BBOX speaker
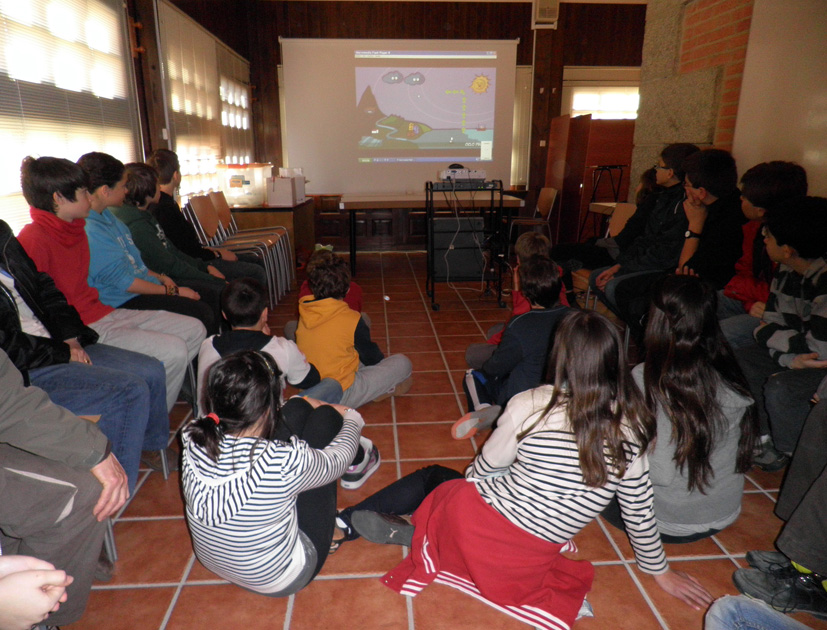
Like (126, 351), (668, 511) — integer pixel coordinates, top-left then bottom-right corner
(432, 216), (485, 280)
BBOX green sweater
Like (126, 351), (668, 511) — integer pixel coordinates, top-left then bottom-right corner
(110, 204), (224, 287)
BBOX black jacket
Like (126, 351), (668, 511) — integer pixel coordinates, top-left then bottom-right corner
(152, 192), (218, 261)
(0, 220), (98, 373)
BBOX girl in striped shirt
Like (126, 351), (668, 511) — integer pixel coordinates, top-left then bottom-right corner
(181, 350), (365, 595)
(341, 311), (712, 629)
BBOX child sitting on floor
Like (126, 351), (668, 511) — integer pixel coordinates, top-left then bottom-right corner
(465, 231), (566, 370)
(182, 350), (368, 596)
(296, 250), (412, 408)
(453, 255), (571, 439)
(336, 311), (712, 629)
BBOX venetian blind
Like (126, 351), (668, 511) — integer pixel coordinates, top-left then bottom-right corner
(0, 0), (141, 234)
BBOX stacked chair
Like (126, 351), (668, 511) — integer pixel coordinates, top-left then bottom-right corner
(208, 191), (295, 299)
(185, 195), (285, 307)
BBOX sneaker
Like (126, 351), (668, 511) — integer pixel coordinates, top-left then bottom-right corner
(752, 443), (790, 472)
(451, 404), (501, 440)
(141, 448), (180, 473)
(340, 442), (380, 490)
(746, 550), (795, 575)
(733, 567), (827, 619)
(351, 510), (414, 546)
(373, 375), (414, 402)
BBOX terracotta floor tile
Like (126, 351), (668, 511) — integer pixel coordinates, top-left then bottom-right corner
(745, 468), (786, 491)
(394, 394), (463, 423)
(187, 556), (224, 582)
(433, 321), (486, 336)
(443, 351), (469, 371)
(397, 423), (478, 459)
(636, 559), (739, 629)
(359, 399), (394, 424)
(574, 564), (663, 630)
(438, 335), (485, 351)
(389, 336), (440, 352)
(383, 290), (422, 301)
(361, 424), (397, 462)
(398, 371), (456, 395)
(384, 299), (426, 313)
(386, 309), (432, 322)
(714, 493), (785, 554)
(387, 322), (435, 337)
(166, 584), (288, 629)
(122, 470), (185, 518)
(66, 587), (175, 629)
(412, 582), (528, 630)
(566, 519), (624, 563)
(319, 536), (405, 577)
(429, 310), (474, 323)
(108, 519), (192, 585)
(290, 576), (408, 629)
(408, 351), (449, 371)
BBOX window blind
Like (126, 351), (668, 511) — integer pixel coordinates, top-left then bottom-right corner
(0, 0), (141, 234)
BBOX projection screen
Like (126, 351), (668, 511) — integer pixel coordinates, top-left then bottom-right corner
(280, 38), (518, 195)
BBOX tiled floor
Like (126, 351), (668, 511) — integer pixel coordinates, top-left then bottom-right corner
(67, 253), (827, 629)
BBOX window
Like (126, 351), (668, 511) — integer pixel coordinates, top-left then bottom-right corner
(561, 66), (641, 121)
(157, 0), (221, 203)
(0, 0), (141, 234)
(217, 43), (254, 167)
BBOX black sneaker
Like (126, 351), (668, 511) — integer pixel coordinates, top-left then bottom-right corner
(746, 550), (795, 575)
(733, 567), (827, 619)
(351, 511), (414, 546)
(340, 442), (380, 490)
(752, 443), (790, 472)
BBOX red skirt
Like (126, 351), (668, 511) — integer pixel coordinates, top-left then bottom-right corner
(381, 479), (594, 630)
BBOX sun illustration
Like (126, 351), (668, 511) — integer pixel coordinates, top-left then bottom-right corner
(470, 74), (491, 94)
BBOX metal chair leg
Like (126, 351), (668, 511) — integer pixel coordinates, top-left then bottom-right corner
(104, 519), (118, 562)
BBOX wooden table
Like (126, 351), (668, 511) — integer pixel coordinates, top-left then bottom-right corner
(339, 193), (523, 276)
(231, 199), (315, 265)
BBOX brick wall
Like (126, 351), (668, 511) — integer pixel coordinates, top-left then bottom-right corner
(680, 0), (754, 149)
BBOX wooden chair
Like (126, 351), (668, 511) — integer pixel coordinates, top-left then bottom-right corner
(209, 191), (295, 296)
(186, 195), (282, 306)
(573, 202), (637, 310)
(508, 187), (558, 253)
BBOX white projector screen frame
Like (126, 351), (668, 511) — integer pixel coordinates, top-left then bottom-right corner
(280, 38), (518, 195)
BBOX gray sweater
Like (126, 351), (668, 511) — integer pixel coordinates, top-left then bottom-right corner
(633, 363), (752, 536)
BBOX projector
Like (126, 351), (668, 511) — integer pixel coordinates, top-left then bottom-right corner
(439, 168), (487, 181)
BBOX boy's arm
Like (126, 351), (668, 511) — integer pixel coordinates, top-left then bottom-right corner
(354, 318), (384, 365)
(481, 323), (523, 377)
(86, 223), (155, 294)
(129, 222), (216, 283)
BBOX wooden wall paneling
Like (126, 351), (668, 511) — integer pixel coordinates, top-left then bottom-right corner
(558, 114), (590, 244)
(168, 0), (252, 58)
(560, 3), (646, 67)
(545, 114), (570, 243)
(128, 0), (168, 156)
(249, 1), (283, 164)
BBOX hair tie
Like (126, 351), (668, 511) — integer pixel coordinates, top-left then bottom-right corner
(207, 413), (220, 425)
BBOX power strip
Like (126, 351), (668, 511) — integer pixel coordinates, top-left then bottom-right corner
(439, 168), (487, 181)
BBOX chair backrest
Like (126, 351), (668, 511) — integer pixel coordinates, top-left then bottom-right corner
(535, 187), (558, 221)
(188, 195), (221, 241)
(208, 191), (235, 232)
(607, 202), (637, 237)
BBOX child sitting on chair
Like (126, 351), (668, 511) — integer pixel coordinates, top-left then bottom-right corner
(296, 251), (412, 408)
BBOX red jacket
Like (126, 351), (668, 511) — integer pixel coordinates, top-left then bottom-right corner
(723, 221), (772, 313)
(382, 479), (593, 630)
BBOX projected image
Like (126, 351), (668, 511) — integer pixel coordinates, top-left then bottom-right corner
(355, 67), (495, 161)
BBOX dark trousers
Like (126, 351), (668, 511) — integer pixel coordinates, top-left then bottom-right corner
(550, 241), (615, 294)
(275, 398), (361, 579)
(734, 343), (823, 453)
(0, 445), (106, 626)
(775, 399), (827, 574)
(600, 496), (721, 544)
(122, 292), (219, 335)
(338, 465), (464, 538)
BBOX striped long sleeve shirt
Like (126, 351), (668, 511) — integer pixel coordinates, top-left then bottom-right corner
(181, 409), (362, 593)
(467, 386), (668, 575)
(755, 257), (827, 367)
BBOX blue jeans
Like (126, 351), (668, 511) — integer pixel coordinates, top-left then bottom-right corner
(211, 257), (268, 289)
(29, 344), (169, 492)
(717, 291), (760, 349)
(301, 377), (343, 404)
(705, 595), (810, 630)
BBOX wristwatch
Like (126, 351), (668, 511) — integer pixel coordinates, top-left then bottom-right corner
(685, 229), (702, 239)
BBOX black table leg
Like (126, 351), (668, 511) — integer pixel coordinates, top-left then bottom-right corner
(349, 208), (357, 276)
